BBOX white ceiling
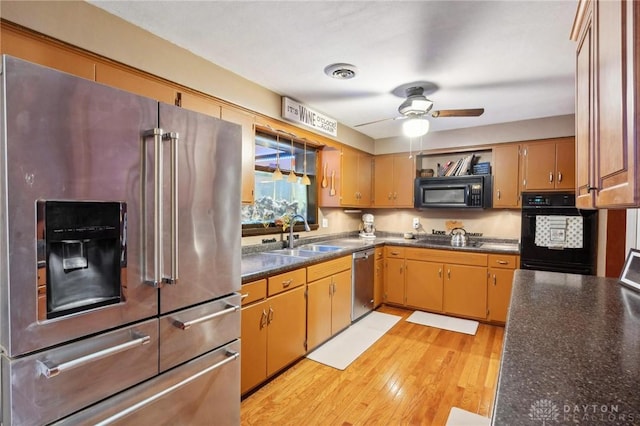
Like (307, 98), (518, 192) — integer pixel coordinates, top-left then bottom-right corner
(89, 0), (578, 140)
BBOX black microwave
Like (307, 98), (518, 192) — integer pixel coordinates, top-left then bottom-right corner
(414, 175), (492, 209)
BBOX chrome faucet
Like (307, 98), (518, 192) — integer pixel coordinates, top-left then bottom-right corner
(288, 214), (310, 248)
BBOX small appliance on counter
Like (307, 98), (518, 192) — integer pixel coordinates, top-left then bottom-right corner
(359, 214), (376, 239)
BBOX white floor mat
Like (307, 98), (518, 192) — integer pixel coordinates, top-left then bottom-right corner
(306, 311), (401, 370)
(406, 311), (479, 335)
(445, 407), (490, 426)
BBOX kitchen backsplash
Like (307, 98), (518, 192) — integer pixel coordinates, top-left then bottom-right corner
(241, 207), (521, 246)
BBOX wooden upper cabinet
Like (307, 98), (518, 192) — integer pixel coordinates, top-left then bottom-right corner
(95, 63), (177, 105)
(521, 137), (575, 191)
(575, 4), (595, 209)
(1, 27), (96, 80)
(221, 106), (256, 204)
(492, 144), (521, 208)
(572, 0), (639, 208)
(341, 147), (372, 206)
(373, 154), (415, 207)
(179, 92), (222, 118)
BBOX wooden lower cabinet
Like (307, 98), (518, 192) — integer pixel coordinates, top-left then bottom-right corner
(443, 264), (487, 320)
(373, 248), (384, 308)
(241, 284), (305, 394)
(486, 254), (519, 323)
(307, 269), (352, 350)
(306, 257), (352, 351)
(406, 260), (443, 311)
(385, 246), (494, 321)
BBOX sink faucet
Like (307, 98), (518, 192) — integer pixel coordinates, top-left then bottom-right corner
(288, 214), (311, 248)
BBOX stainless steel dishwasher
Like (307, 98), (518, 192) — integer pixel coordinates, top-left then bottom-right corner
(352, 248), (375, 321)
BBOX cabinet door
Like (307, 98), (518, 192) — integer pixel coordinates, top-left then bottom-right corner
(331, 269), (353, 333)
(1, 28), (96, 80)
(443, 264), (487, 319)
(374, 258), (384, 308)
(241, 301), (268, 394)
(267, 286), (306, 376)
(318, 149), (341, 207)
(487, 268), (515, 323)
(406, 260), (443, 311)
(95, 63), (177, 104)
(595, 0), (636, 206)
(358, 154), (373, 206)
(384, 258), (405, 305)
(373, 155), (395, 207)
(341, 147), (359, 206)
(306, 277), (333, 350)
(492, 144), (521, 207)
(575, 10), (595, 208)
(221, 107), (256, 204)
(179, 92), (222, 118)
(555, 139), (575, 189)
(393, 155), (416, 207)
(522, 141), (557, 190)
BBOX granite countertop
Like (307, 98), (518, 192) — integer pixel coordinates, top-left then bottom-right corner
(492, 269), (640, 425)
(241, 234), (519, 283)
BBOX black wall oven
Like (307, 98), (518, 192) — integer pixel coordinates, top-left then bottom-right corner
(520, 192), (598, 275)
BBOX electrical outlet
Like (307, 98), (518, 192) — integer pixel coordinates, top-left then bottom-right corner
(412, 217), (420, 229)
(322, 218), (329, 228)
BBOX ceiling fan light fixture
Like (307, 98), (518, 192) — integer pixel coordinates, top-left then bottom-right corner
(324, 63), (358, 80)
(398, 95), (433, 115)
(403, 117), (430, 137)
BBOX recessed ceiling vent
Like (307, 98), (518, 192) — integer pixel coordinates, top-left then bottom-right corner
(324, 63), (358, 80)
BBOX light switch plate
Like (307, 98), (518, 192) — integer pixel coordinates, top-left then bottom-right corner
(322, 218), (329, 228)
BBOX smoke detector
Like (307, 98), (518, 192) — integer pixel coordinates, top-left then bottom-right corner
(324, 63), (358, 80)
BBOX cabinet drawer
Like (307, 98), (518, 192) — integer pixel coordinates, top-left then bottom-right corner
(385, 246), (405, 258)
(268, 268), (306, 296)
(307, 255), (351, 282)
(488, 254), (518, 269)
(406, 248), (487, 266)
(241, 279), (267, 305)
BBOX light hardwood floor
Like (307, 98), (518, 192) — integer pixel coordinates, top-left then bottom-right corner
(241, 305), (504, 425)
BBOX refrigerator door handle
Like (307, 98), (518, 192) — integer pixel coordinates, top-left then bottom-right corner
(163, 131), (179, 285)
(144, 128), (164, 288)
(37, 332), (151, 378)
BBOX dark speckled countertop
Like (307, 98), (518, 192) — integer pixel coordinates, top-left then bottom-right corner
(241, 234), (519, 283)
(492, 269), (640, 425)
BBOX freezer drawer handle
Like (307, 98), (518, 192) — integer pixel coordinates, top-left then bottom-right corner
(173, 303), (240, 330)
(38, 333), (151, 378)
(162, 131), (179, 285)
(94, 349), (240, 426)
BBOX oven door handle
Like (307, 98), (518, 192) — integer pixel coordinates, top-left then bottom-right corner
(37, 333), (151, 378)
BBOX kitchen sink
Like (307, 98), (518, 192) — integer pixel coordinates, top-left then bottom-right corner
(264, 249), (321, 258)
(297, 244), (343, 252)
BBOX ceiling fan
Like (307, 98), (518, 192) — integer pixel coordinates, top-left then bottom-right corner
(354, 82), (484, 134)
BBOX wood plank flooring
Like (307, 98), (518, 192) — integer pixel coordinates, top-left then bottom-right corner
(241, 306), (504, 425)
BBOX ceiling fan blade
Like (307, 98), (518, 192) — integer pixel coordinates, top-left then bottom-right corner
(354, 115), (405, 127)
(431, 108), (485, 118)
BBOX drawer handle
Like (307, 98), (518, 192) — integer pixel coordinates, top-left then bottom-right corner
(173, 303), (240, 330)
(94, 348), (240, 426)
(496, 260), (509, 265)
(38, 333), (151, 378)
(241, 293), (249, 300)
(282, 278), (293, 288)
(391, 251), (400, 255)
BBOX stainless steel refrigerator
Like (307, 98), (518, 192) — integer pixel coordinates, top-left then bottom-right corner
(0, 55), (242, 425)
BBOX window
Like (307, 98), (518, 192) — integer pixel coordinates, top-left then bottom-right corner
(241, 130), (319, 236)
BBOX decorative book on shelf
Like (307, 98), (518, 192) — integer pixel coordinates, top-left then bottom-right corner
(437, 154), (477, 177)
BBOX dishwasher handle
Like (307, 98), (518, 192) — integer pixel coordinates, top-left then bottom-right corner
(352, 248), (375, 260)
